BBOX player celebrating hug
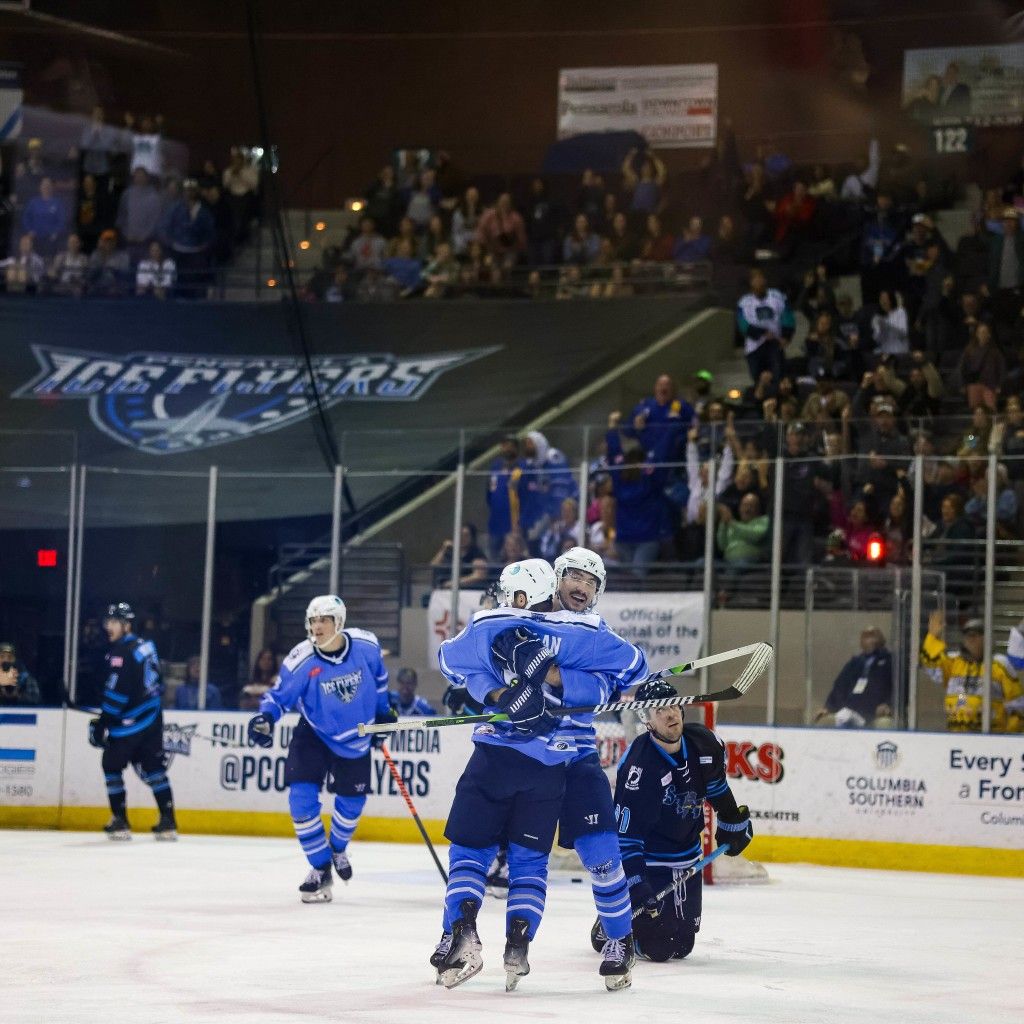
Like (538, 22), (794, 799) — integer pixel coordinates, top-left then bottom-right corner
(602, 681), (752, 962)
(433, 558), (648, 991)
(247, 595), (397, 902)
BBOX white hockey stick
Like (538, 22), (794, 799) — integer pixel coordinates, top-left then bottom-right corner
(359, 641), (773, 735)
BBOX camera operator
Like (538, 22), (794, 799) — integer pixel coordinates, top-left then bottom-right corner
(0, 642), (41, 706)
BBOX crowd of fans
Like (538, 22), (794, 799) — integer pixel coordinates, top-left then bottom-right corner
(0, 108), (261, 298)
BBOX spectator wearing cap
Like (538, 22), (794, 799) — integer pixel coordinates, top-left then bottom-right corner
(921, 611), (1022, 733)
(86, 229), (131, 296)
(389, 668), (437, 716)
(989, 208), (1024, 323)
(813, 627), (894, 728)
(737, 268), (795, 382)
(801, 366), (850, 423)
(0, 642), (41, 707)
(692, 370), (714, 418)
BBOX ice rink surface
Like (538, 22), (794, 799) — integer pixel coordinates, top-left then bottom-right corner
(4, 830), (1021, 1024)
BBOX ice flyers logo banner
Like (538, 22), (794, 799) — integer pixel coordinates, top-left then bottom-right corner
(12, 344), (499, 455)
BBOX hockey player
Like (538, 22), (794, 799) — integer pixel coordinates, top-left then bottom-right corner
(602, 679), (752, 962)
(246, 595), (397, 902)
(88, 602), (176, 841)
(549, 547), (640, 976)
(432, 558), (648, 991)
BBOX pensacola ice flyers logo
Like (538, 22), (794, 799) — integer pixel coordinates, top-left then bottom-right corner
(12, 344), (499, 455)
(162, 723), (198, 767)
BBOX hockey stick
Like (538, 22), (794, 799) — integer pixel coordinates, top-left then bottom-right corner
(359, 641), (773, 736)
(631, 844), (730, 920)
(68, 705), (248, 749)
(379, 741), (449, 884)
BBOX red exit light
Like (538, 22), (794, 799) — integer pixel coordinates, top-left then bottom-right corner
(37, 549), (58, 568)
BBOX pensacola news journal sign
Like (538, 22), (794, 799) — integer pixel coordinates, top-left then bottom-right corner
(557, 64), (718, 148)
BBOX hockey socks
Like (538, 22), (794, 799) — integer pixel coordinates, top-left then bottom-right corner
(576, 832), (633, 941)
(288, 783), (330, 869)
(140, 768), (174, 816)
(505, 843), (549, 941)
(104, 772), (127, 819)
(328, 794), (365, 854)
(444, 843), (495, 928)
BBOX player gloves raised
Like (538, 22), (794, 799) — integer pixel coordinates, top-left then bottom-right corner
(493, 679), (555, 738)
(715, 804), (753, 856)
(88, 718), (108, 749)
(370, 706), (399, 749)
(247, 712), (275, 748)
(491, 627), (555, 687)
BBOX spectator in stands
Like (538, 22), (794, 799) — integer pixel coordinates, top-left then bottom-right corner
(605, 440), (668, 577)
(772, 180), (816, 252)
(128, 113), (164, 179)
(716, 492), (769, 569)
(116, 168), (163, 261)
(164, 179), (214, 298)
(802, 366), (851, 422)
(389, 668), (437, 716)
(519, 430), (576, 547)
(422, 241), (459, 298)
(622, 148), (666, 221)
(959, 322), (1005, 412)
(48, 233), (88, 297)
(737, 268), (795, 381)
(860, 192), (902, 304)
(623, 373), (694, 466)
(86, 228), (131, 297)
(996, 395), (1024, 475)
(812, 627), (893, 728)
(738, 161), (773, 246)
(796, 264), (836, 322)
(223, 146), (260, 244)
(486, 435), (524, 561)
(990, 208), (1024, 323)
(678, 425), (735, 562)
(323, 265), (350, 302)
(539, 497), (581, 561)
(78, 106), (122, 191)
(174, 655), (224, 711)
(805, 312), (856, 382)
(135, 240), (176, 299)
(430, 523), (489, 589)
(637, 213), (674, 262)
(779, 423), (832, 564)
(871, 290), (910, 359)
(0, 641), (40, 707)
(250, 647), (278, 690)
(898, 362), (942, 418)
(346, 216), (387, 272)
(201, 182), (234, 266)
(562, 213), (600, 266)
(606, 211), (637, 262)
(499, 530), (530, 564)
(420, 213), (448, 261)
(383, 237), (423, 296)
(883, 489), (912, 564)
(476, 192), (526, 269)
(75, 173), (107, 254)
(922, 612), (1022, 733)
(833, 498), (875, 560)
(575, 168), (605, 225)
(525, 178), (561, 267)
(356, 265), (400, 302)
(672, 216), (711, 263)
(451, 186), (483, 257)
(1, 233), (46, 294)
(595, 262), (634, 299)
(925, 493), (976, 595)
(965, 463), (1019, 538)
(21, 177), (70, 257)
(405, 168), (441, 230)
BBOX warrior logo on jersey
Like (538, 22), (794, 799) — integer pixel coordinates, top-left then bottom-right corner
(162, 722), (198, 766)
(625, 765), (643, 791)
(321, 670), (362, 703)
(12, 344), (500, 455)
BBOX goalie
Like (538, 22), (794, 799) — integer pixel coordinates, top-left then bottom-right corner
(596, 680), (752, 962)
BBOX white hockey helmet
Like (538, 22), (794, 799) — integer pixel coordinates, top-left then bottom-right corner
(553, 546), (607, 607)
(498, 558), (557, 609)
(305, 594), (347, 647)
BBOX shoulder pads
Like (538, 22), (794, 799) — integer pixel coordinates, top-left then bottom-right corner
(283, 639), (315, 672)
(345, 627), (381, 648)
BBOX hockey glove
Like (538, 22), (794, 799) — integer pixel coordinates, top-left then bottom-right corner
(442, 683), (482, 715)
(629, 880), (664, 918)
(715, 804), (753, 857)
(247, 713), (275, 749)
(491, 626), (554, 687)
(493, 678), (555, 737)
(370, 706), (399, 750)
(88, 718), (108, 749)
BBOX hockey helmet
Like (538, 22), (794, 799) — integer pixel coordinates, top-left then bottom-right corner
(104, 602), (136, 624)
(633, 678), (680, 724)
(305, 594), (347, 647)
(553, 546), (607, 608)
(497, 558), (556, 610)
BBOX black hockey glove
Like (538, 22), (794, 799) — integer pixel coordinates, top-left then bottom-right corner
(247, 712), (274, 749)
(442, 683), (482, 715)
(715, 804), (753, 857)
(493, 678), (556, 737)
(629, 880), (664, 918)
(370, 706), (399, 750)
(491, 626), (554, 687)
(88, 718), (108, 749)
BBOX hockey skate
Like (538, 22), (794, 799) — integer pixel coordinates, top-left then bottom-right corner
(599, 934), (636, 991)
(590, 917), (607, 952)
(486, 850), (509, 899)
(332, 849), (352, 883)
(436, 899), (483, 989)
(298, 865), (333, 903)
(103, 815), (131, 841)
(151, 813), (178, 842)
(429, 931), (453, 985)
(503, 917), (531, 992)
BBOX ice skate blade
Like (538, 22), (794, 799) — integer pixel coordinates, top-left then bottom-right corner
(153, 830), (178, 842)
(439, 950), (483, 989)
(300, 889), (333, 903)
(106, 831), (131, 841)
(505, 970), (526, 992)
(604, 970), (632, 992)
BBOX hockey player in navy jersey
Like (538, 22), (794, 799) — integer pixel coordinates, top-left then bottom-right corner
(89, 602), (176, 841)
(433, 558), (648, 991)
(604, 680), (752, 962)
(247, 594), (397, 903)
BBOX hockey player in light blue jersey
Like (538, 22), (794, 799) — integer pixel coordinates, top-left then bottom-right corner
(433, 558), (648, 991)
(247, 594), (397, 902)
